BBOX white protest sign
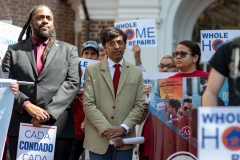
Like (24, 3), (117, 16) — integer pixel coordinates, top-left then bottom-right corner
(198, 107), (240, 160)
(201, 30), (240, 62)
(0, 79), (15, 159)
(142, 72), (176, 86)
(17, 123), (57, 160)
(0, 22), (22, 60)
(79, 58), (99, 89)
(142, 72), (176, 111)
(114, 19), (157, 48)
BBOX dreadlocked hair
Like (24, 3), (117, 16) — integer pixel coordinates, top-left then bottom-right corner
(18, 4), (51, 42)
(18, 4), (56, 63)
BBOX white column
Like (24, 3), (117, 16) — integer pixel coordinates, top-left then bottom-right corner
(68, 0), (85, 46)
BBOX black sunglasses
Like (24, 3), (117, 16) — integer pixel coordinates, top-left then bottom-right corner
(172, 51), (190, 58)
(158, 64), (176, 69)
(183, 106), (192, 111)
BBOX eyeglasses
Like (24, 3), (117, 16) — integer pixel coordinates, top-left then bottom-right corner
(158, 64), (176, 69)
(172, 51), (190, 58)
(183, 106), (192, 111)
(107, 41), (125, 48)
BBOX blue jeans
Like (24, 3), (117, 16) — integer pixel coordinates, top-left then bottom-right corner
(69, 139), (84, 160)
(89, 145), (133, 160)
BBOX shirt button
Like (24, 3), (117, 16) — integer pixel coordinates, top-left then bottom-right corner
(111, 116), (114, 119)
(112, 106), (115, 109)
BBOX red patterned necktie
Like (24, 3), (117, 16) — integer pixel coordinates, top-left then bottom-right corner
(113, 64), (121, 97)
(36, 43), (44, 75)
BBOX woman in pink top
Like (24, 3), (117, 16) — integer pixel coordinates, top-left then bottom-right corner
(170, 40), (209, 77)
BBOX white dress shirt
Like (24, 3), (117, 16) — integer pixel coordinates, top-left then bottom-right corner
(107, 58), (130, 134)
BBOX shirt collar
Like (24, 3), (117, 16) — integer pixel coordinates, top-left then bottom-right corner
(31, 36), (49, 46)
(108, 58), (123, 68)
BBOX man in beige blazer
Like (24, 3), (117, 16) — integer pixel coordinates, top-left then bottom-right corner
(83, 27), (145, 160)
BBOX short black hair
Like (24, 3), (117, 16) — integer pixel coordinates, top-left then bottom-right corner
(101, 27), (127, 46)
(183, 97), (192, 104)
(168, 99), (181, 111)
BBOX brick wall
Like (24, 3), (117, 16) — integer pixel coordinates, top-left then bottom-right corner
(0, 0), (114, 56)
(89, 20), (114, 41)
(77, 20), (114, 56)
(0, 0), (75, 45)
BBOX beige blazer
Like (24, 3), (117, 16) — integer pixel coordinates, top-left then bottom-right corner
(83, 58), (145, 154)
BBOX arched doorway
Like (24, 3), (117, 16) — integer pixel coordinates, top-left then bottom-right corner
(173, 0), (216, 48)
(192, 0), (240, 71)
(193, 0), (240, 42)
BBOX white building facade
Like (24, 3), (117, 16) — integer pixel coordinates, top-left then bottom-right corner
(69, 0), (216, 71)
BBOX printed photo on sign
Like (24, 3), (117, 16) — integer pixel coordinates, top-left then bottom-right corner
(114, 19), (157, 48)
(17, 123), (57, 160)
(159, 78), (183, 99)
(201, 30), (240, 62)
(148, 76), (228, 160)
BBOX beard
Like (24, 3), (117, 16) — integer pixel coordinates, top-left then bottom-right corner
(32, 25), (54, 40)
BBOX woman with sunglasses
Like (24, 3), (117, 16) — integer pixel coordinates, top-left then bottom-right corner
(170, 40), (209, 77)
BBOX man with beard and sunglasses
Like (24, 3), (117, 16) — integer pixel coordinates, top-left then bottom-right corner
(169, 98), (194, 152)
(1, 4), (79, 160)
(170, 40), (209, 78)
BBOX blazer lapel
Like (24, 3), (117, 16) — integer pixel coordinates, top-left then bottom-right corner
(38, 40), (59, 78)
(117, 59), (130, 96)
(100, 58), (115, 98)
(24, 39), (37, 75)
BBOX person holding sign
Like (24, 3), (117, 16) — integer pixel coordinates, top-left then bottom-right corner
(80, 41), (99, 60)
(132, 45), (178, 73)
(70, 41), (99, 160)
(83, 27), (145, 160)
(170, 40), (209, 78)
(1, 65), (19, 160)
(0, 66), (19, 95)
(132, 44), (145, 72)
(134, 55), (178, 160)
(2, 4), (79, 160)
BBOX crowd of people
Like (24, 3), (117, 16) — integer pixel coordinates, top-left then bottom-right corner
(0, 3), (237, 160)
